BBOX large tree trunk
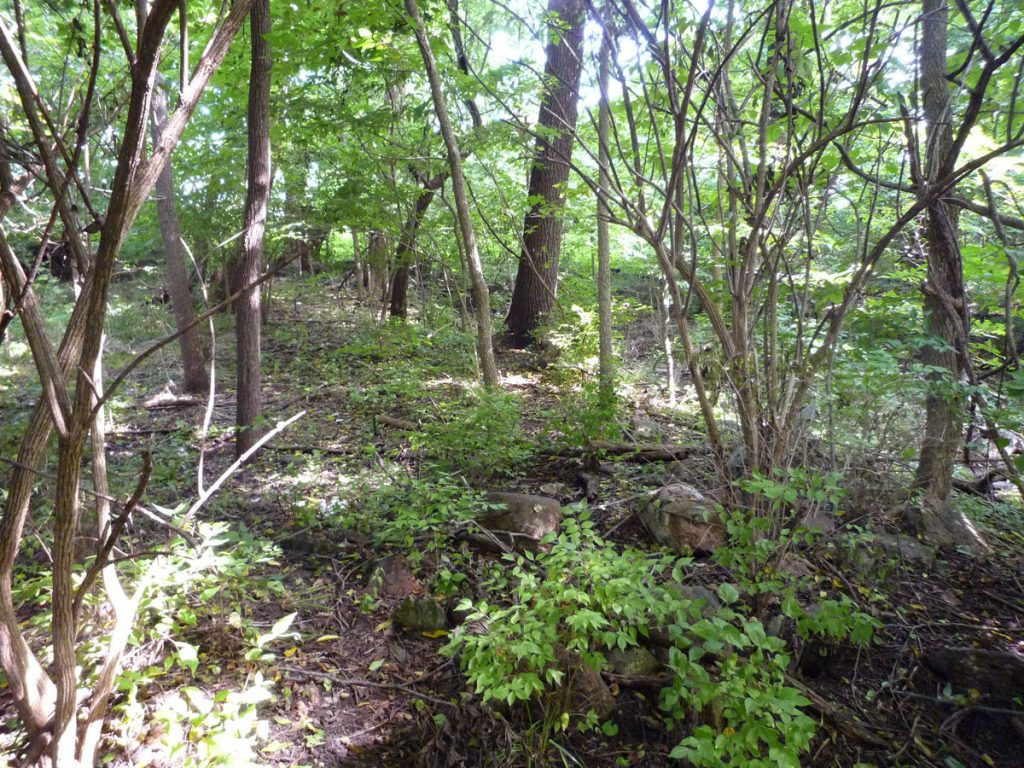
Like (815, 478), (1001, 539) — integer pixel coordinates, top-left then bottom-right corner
(910, 0), (976, 545)
(150, 76), (209, 393)
(504, 0), (585, 347)
(235, 0), (271, 458)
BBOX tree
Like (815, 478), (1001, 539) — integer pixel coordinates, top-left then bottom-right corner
(236, 0), (272, 458)
(0, 3), (253, 762)
(405, 0), (499, 387)
(909, 0), (1024, 544)
(504, 0), (586, 347)
(150, 73), (209, 394)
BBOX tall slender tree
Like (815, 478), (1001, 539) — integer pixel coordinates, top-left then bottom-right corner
(405, 0), (499, 386)
(236, 0), (272, 457)
(150, 73), (209, 393)
(504, 0), (586, 347)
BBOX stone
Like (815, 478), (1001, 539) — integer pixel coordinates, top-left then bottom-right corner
(372, 555), (422, 598)
(606, 646), (660, 677)
(551, 644), (615, 719)
(392, 598), (448, 633)
(924, 648), (1024, 705)
(640, 483), (726, 554)
(873, 532), (936, 569)
(669, 584), (721, 618)
(477, 492), (562, 551)
(777, 553), (815, 578)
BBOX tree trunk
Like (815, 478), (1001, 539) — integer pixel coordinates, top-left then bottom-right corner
(911, 0), (977, 546)
(406, 0), (499, 387)
(150, 76), (208, 393)
(389, 173), (446, 319)
(235, 0), (271, 458)
(596, 28), (614, 407)
(504, 0), (585, 347)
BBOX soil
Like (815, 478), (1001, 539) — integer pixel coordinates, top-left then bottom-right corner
(2, 274), (1022, 768)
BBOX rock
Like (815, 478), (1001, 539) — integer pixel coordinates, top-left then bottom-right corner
(577, 472), (601, 501)
(372, 555), (422, 598)
(873, 532), (936, 569)
(551, 644), (615, 719)
(477, 492), (562, 551)
(640, 483), (726, 554)
(392, 598), (448, 633)
(924, 648), (1024, 705)
(606, 646), (660, 677)
(539, 482), (571, 499)
(668, 584), (721, 618)
(777, 553), (815, 578)
(798, 506), (836, 534)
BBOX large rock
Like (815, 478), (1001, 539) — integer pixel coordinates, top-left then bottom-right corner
(925, 648), (1024, 705)
(606, 646), (660, 677)
(475, 492), (562, 552)
(392, 598), (448, 633)
(550, 644), (615, 720)
(640, 483), (726, 554)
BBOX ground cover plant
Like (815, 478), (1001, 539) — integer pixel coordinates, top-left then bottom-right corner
(1, 0), (1024, 766)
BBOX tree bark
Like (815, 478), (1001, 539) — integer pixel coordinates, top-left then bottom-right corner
(150, 75), (209, 393)
(406, 0), (499, 387)
(596, 27), (614, 406)
(504, 0), (585, 347)
(389, 172), (446, 319)
(911, 0), (977, 546)
(235, 0), (271, 458)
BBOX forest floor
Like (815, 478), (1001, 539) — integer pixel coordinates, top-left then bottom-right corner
(2, 273), (1023, 768)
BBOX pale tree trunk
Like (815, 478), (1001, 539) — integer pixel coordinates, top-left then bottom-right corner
(911, 0), (978, 546)
(405, 0), (499, 387)
(150, 75), (208, 393)
(235, 0), (271, 458)
(596, 29), (614, 407)
(504, 0), (586, 347)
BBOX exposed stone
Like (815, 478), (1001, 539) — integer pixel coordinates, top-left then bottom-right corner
(606, 646), (660, 677)
(873, 532), (936, 569)
(668, 584), (721, 618)
(640, 483), (726, 554)
(924, 648), (1024, 705)
(372, 555), (422, 598)
(778, 553), (815, 578)
(392, 598), (448, 633)
(551, 644), (615, 719)
(476, 492), (562, 551)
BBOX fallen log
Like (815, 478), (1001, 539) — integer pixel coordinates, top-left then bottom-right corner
(376, 414), (419, 431)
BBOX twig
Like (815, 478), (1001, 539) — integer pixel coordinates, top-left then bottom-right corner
(279, 665), (455, 709)
(181, 411), (305, 525)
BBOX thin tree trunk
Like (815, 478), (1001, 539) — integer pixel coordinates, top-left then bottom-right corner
(504, 0), (586, 347)
(150, 75), (208, 393)
(235, 0), (271, 458)
(596, 28), (614, 406)
(390, 172), (447, 319)
(405, 0), (499, 387)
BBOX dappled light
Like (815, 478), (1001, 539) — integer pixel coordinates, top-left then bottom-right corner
(1, 0), (1024, 767)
